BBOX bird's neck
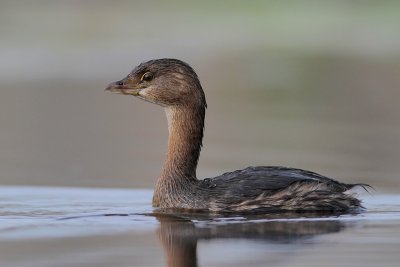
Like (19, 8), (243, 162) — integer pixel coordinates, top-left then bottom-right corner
(161, 105), (205, 181)
(153, 105), (205, 206)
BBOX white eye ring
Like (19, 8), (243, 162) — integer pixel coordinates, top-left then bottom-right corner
(141, 72), (153, 81)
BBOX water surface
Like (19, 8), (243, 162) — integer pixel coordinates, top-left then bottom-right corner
(0, 186), (399, 267)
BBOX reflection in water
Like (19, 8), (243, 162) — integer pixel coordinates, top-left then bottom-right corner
(153, 213), (346, 267)
(156, 215), (199, 267)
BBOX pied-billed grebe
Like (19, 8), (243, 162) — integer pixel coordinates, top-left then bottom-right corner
(106, 58), (368, 213)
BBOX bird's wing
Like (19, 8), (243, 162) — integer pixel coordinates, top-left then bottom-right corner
(200, 166), (350, 200)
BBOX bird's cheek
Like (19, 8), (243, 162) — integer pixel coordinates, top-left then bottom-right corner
(137, 88), (158, 102)
(138, 87), (150, 97)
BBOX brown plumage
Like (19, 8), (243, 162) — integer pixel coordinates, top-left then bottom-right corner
(106, 58), (369, 213)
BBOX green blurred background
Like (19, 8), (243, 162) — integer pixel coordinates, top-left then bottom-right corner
(0, 0), (399, 191)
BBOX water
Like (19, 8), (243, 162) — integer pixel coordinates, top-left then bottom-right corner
(0, 187), (399, 267)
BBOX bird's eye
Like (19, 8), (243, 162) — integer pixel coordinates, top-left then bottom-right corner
(141, 72), (153, 82)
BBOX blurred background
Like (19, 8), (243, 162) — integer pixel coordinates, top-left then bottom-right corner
(0, 0), (399, 192)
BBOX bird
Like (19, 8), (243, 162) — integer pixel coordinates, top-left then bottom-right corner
(105, 58), (368, 213)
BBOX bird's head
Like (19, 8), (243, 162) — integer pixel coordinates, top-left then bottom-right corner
(105, 58), (206, 108)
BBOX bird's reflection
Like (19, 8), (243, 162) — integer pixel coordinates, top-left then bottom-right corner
(151, 212), (348, 267)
